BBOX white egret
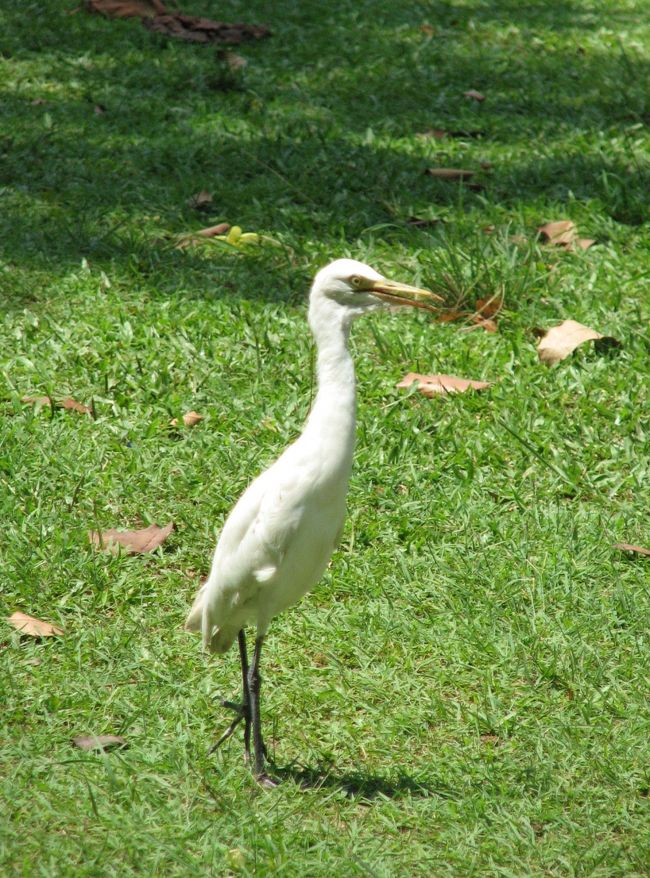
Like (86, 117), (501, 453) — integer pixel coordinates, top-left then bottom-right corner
(186, 259), (439, 786)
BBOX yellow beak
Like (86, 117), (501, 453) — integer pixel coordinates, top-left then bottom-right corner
(368, 278), (443, 311)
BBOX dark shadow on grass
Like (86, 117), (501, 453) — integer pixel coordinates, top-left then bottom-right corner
(269, 759), (456, 800)
(0, 0), (648, 303)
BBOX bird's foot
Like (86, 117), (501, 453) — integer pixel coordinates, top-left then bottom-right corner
(207, 701), (248, 755)
(255, 772), (279, 789)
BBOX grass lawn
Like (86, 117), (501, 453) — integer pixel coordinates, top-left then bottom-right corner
(2, 0), (650, 874)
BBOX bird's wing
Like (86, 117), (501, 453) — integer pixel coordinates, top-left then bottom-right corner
(215, 449), (315, 587)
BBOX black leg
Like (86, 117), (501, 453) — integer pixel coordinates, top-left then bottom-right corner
(238, 630), (252, 764)
(247, 635), (276, 787)
(208, 629), (250, 757)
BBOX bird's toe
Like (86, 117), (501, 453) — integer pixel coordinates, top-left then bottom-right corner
(255, 773), (280, 790)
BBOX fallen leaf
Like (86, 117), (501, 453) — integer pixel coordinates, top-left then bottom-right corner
(89, 522), (174, 554)
(537, 319), (621, 365)
(218, 50), (247, 71)
(436, 309), (468, 323)
(86, 0), (165, 18)
(174, 222), (231, 248)
(538, 220), (576, 247)
(425, 168), (475, 180)
(31, 98), (48, 105)
(7, 612), (63, 638)
(170, 411), (203, 427)
(474, 296), (503, 318)
(72, 734), (128, 752)
(420, 23), (434, 35)
(94, 104), (106, 114)
(416, 128), (447, 140)
(464, 89), (485, 101)
(576, 238), (596, 250)
(613, 542), (650, 557)
(142, 14), (270, 44)
(188, 190), (212, 210)
(22, 395), (91, 414)
(397, 372), (490, 396)
(469, 317), (498, 333)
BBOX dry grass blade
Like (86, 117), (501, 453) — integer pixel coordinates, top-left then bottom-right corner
(7, 611), (63, 638)
(72, 734), (129, 752)
(89, 522), (174, 554)
(397, 372), (490, 396)
(537, 319), (620, 365)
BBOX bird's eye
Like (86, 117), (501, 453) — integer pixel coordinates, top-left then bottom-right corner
(350, 276), (362, 289)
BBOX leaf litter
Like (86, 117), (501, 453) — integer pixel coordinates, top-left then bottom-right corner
(538, 220), (595, 251)
(7, 612), (63, 638)
(536, 319), (621, 365)
(170, 411), (203, 427)
(86, 0), (270, 44)
(397, 372), (491, 396)
(613, 543), (650, 558)
(72, 734), (128, 752)
(22, 395), (91, 414)
(89, 522), (174, 554)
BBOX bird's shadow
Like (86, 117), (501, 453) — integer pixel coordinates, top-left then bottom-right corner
(268, 759), (455, 801)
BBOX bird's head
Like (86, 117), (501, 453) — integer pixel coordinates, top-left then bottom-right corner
(309, 258), (440, 322)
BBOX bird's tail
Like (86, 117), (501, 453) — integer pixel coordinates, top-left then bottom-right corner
(184, 581), (207, 634)
(185, 579), (238, 654)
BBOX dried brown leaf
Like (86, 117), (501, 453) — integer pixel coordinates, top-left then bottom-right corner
(474, 296), (503, 318)
(174, 222), (231, 248)
(613, 542), (650, 557)
(72, 734), (128, 752)
(219, 50), (247, 71)
(7, 612), (63, 638)
(22, 395), (91, 414)
(537, 319), (620, 365)
(538, 220), (576, 247)
(416, 128), (447, 140)
(188, 190), (212, 210)
(425, 168), (475, 180)
(86, 0), (165, 18)
(170, 411), (203, 427)
(89, 522), (174, 554)
(397, 372), (490, 396)
(142, 14), (270, 44)
(469, 318), (498, 333)
(436, 310), (468, 323)
(576, 238), (596, 250)
(464, 89), (485, 101)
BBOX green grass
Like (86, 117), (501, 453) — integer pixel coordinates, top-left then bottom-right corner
(2, 0), (650, 875)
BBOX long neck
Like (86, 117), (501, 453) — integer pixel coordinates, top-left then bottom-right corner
(303, 300), (357, 466)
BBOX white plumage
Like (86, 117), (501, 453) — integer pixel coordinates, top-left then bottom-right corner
(186, 258), (437, 785)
